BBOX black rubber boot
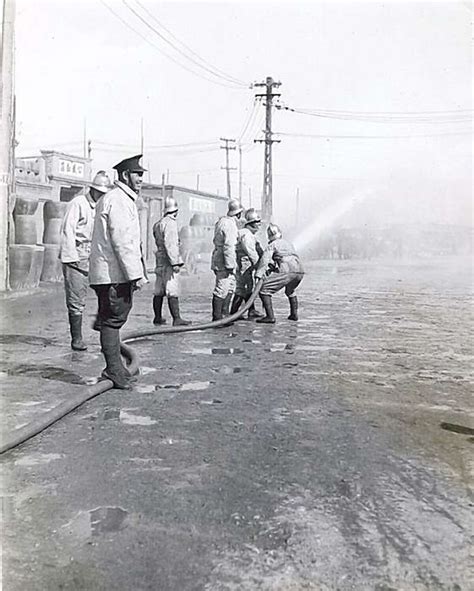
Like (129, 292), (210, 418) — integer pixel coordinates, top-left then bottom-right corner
(212, 295), (225, 321)
(256, 294), (276, 324)
(69, 313), (87, 351)
(247, 302), (263, 319)
(222, 293), (233, 317)
(288, 296), (298, 321)
(230, 295), (244, 315)
(168, 297), (191, 326)
(152, 295), (167, 325)
(100, 326), (131, 390)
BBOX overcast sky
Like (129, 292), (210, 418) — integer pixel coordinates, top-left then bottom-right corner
(15, 0), (472, 226)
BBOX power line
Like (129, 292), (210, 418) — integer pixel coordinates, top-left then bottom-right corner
(121, 0), (247, 88)
(99, 0), (245, 89)
(132, 0), (248, 87)
(277, 104), (473, 124)
(278, 130), (473, 139)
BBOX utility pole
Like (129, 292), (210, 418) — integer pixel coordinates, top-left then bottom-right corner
(220, 137), (236, 199)
(1, 0), (16, 290)
(238, 143), (243, 202)
(196, 173), (200, 191)
(254, 76), (281, 221)
(87, 139), (92, 159)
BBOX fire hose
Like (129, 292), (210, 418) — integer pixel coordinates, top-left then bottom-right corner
(0, 280), (263, 455)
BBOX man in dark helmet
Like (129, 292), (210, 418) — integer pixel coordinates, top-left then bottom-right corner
(89, 155), (148, 389)
(254, 223), (304, 324)
(152, 196), (191, 326)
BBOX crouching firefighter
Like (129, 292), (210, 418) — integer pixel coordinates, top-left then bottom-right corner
(152, 196), (191, 326)
(231, 208), (264, 319)
(210, 199), (243, 321)
(254, 223), (304, 324)
(59, 171), (112, 350)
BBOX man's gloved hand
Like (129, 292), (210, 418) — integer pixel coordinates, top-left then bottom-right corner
(172, 265), (181, 274)
(225, 268), (234, 276)
(132, 277), (148, 291)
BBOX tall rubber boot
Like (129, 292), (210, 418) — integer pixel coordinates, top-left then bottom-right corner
(168, 297), (191, 326)
(256, 294), (275, 324)
(212, 295), (224, 321)
(153, 295), (167, 325)
(68, 313), (87, 351)
(100, 326), (131, 390)
(222, 293), (233, 317)
(247, 297), (263, 319)
(230, 295), (244, 316)
(288, 296), (298, 321)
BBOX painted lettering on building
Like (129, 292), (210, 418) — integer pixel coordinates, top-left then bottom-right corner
(59, 159), (84, 179)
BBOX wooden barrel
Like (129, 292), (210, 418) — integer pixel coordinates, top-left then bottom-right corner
(13, 197), (39, 216)
(43, 200), (67, 219)
(43, 218), (63, 245)
(14, 214), (38, 245)
(9, 245), (45, 290)
(43, 201), (67, 245)
(40, 244), (63, 282)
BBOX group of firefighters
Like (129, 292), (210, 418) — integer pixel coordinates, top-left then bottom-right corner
(59, 154), (304, 390)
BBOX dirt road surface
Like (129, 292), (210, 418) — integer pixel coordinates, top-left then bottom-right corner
(1, 258), (472, 590)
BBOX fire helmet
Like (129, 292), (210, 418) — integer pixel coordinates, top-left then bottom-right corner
(90, 171), (112, 194)
(164, 196), (179, 215)
(267, 223), (282, 242)
(227, 199), (243, 217)
(244, 208), (261, 225)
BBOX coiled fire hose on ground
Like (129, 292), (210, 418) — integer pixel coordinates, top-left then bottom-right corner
(0, 280), (263, 455)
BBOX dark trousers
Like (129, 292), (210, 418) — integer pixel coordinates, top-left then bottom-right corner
(92, 283), (134, 329)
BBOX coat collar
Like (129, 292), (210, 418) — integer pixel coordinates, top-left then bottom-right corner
(85, 191), (97, 209)
(115, 180), (138, 201)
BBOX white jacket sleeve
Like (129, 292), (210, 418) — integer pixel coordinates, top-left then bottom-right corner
(59, 201), (80, 263)
(222, 221), (238, 270)
(241, 232), (260, 267)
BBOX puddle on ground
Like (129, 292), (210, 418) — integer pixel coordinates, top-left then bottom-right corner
(199, 399), (223, 405)
(180, 381), (211, 391)
(64, 507), (128, 539)
(187, 347), (244, 355)
(14, 400), (46, 407)
(14, 453), (63, 466)
(242, 339), (262, 344)
(0, 371), (9, 379)
(120, 411), (157, 426)
(134, 384), (156, 394)
(212, 366), (246, 375)
(139, 366), (157, 376)
(1, 363), (87, 385)
(440, 422), (474, 436)
(103, 409), (120, 420)
(0, 334), (56, 346)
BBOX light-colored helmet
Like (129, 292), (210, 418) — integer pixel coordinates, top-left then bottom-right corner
(244, 208), (261, 225)
(90, 171), (112, 194)
(164, 196), (179, 215)
(267, 223), (282, 242)
(227, 199), (243, 217)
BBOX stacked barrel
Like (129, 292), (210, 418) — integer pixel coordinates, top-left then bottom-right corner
(9, 197), (44, 290)
(9, 198), (67, 289)
(40, 201), (67, 282)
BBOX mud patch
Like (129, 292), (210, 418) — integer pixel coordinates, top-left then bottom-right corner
(1, 363), (87, 385)
(64, 507), (128, 540)
(119, 411), (157, 426)
(440, 422), (474, 436)
(0, 334), (56, 346)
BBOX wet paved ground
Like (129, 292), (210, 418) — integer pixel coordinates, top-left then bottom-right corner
(1, 258), (473, 590)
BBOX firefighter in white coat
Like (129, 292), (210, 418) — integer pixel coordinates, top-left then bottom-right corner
(89, 155), (147, 389)
(210, 199), (243, 321)
(230, 208), (264, 319)
(152, 196), (191, 326)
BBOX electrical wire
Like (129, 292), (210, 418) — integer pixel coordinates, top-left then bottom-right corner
(278, 130), (472, 139)
(99, 0), (245, 89)
(277, 104), (473, 124)
(121, 0), (247, 88)
(131, 0), (248, 87)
